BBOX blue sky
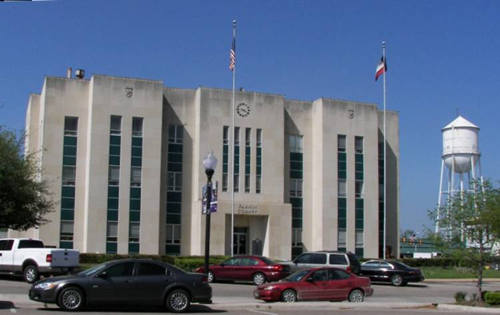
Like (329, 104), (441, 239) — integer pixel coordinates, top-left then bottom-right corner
(1, 0), (499, 234)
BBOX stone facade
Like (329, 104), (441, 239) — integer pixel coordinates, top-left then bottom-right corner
(13, 74), (399, 260)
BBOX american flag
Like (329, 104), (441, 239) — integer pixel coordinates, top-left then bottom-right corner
(229, 37), (236, 71)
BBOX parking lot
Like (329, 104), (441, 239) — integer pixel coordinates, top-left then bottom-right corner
(1, 276), (499, 314)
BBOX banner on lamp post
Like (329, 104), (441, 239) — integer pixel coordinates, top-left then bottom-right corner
(202, 181), (218, 214)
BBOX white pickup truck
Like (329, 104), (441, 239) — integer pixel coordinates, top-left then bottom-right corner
(0, 238), (79, 283)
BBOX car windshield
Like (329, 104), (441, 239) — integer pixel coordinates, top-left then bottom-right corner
(78, 262), (109, 277)
(283, 269), (309, 282)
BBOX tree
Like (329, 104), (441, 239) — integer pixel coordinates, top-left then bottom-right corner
(0, 127), (53, 230)
(429, 180), (500, 302)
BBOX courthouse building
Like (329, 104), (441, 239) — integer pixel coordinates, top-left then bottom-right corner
(12, 73), (400, 259)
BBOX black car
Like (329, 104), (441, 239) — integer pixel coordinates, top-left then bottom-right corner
(29, 259), (211, 312)
(359, 260), (424, 286)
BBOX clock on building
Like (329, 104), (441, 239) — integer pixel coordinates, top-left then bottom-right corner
(236, 102), (251, 117)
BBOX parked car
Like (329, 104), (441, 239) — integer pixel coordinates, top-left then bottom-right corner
(29, 259), (212, 312)
(0, 238), (79, 283)
(194, 255), (290, 285)
(359, 260), (424, 286)
(282, 251), (361, 275)
(254, 267), (373, 303)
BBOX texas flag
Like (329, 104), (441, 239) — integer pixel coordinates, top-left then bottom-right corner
(375, 57), (387, 81)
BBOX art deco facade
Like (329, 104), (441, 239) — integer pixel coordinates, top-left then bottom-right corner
(12, 74), (400, 260)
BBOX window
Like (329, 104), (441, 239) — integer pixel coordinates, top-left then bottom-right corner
(110, 116), (122, 135)
(312, 270), (329, 281)
(223, 126), (229, 145)
(256, 175), (261, 194)
(234, 127), (240, 146)
(136, 263), (165, 276)
(311, 253), (327, 264)
(355, 181), (364, 198)
(62, 166), (76, 186)
(64, 117), (78, 136)
(107, 222), (118, 242)
(0, 240), (14, 251)
(224, 257), (242, 266)
(245, 175), (250, 193)
(338, 135), (346, 152)
(18, 240), (44, 249)
(234, 174), (239, 192)
(256, 129), (262, 147)
(167, 172), (182, 191)
(355, 136), (363, 154)
(166, 224), (181, 244)
(104, 262), (134, 277)
(130, 167), (142, 187)
(337, 228), (346, 248)
(241, 258), (259, 266)
(338, 179), (346, 197)
(245, 128), (251, 146)
(132, 117), (143, 137)
(294, 253), (326, 264)
(329, 269), (350, 280)
(222, 173), (228, 192)
(329, 254), (348, 265)
(109, 166), (120, 186)
(289, 135), (303, 153)
(290, 178), (303, 197)
(168, 125), (183, 144)
(292, 228), (302, 246)
(129, 222), (140, 242)
(355, 229), (364, 247)
(60, 222), (74, 241)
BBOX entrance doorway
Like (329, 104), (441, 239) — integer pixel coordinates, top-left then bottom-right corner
(233, 227), (248, 255)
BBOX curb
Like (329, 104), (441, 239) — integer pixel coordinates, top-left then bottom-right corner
(425, 279), (500, 283)
(437, 303), (500, 313)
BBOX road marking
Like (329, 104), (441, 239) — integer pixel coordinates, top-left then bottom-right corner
(10, 308), (16, 313)
(249, 309), (278, 315)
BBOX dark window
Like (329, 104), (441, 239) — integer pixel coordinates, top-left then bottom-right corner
(311, 269), (329, 281)
(18, 240), (44, 249)
(311, 253), (327, 264)
(0, 240), (14, 251)
(110, 116), (122, 135)
(132, 117), (143, 137)
(329, 254), (348, 265)
(241, 258), (259, 266)
(329, 269), (351, 280)
(104, 262), (134, 277)
(64, 117), (78, 136)
(338, 135), (346, 152)
(136, 263), (165, 276)
(224, 258), (241, 266)
(294, 253), (326, 264)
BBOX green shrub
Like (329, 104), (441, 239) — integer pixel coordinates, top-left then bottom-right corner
(454, 291), (467, 303)
(78, 253), (229, 272)
(484, 291), (500, 305)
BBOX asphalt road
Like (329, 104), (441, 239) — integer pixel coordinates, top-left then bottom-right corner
(1, 276), (499, 314)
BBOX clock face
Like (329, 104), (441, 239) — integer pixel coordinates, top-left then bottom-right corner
(236, 102), (251, 117)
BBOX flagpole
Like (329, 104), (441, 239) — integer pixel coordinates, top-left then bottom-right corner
(231, 19), (236, 258)
(382, 41), (387, 259)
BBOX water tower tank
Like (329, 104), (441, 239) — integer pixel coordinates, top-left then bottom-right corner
(442, 116), (479, 173)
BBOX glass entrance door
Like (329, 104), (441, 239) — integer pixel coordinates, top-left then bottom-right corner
(233, 227), (248, 255)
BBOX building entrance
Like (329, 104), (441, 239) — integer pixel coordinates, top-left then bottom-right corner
(233, 227), (248, 255)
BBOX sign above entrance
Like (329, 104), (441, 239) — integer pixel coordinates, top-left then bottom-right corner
(237, 204), (259, 215)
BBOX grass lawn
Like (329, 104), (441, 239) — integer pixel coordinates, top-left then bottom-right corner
(423, 266), (500, 279)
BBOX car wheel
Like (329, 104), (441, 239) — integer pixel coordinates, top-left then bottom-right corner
(348, 289), (364, 302)
(252, 272), (266, 286)
(23, 265), (39, 283)
(166, 289), (191, 313)
(207, 271), (215, 283)
(282, 289), (297, 303)
(58, 287), (85, 311)
(391, 274), (404, 286)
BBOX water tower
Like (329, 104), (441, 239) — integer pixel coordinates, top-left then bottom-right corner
(436, 115), (482, 233)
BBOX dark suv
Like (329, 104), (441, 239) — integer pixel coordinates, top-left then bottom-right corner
(284, 251), (361, 274)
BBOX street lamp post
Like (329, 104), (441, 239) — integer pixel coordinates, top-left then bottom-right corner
(202, 153), (217, 276)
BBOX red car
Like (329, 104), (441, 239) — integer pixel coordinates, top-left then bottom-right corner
(254, 267), (373, 303)
(194, 256), (290, 285)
